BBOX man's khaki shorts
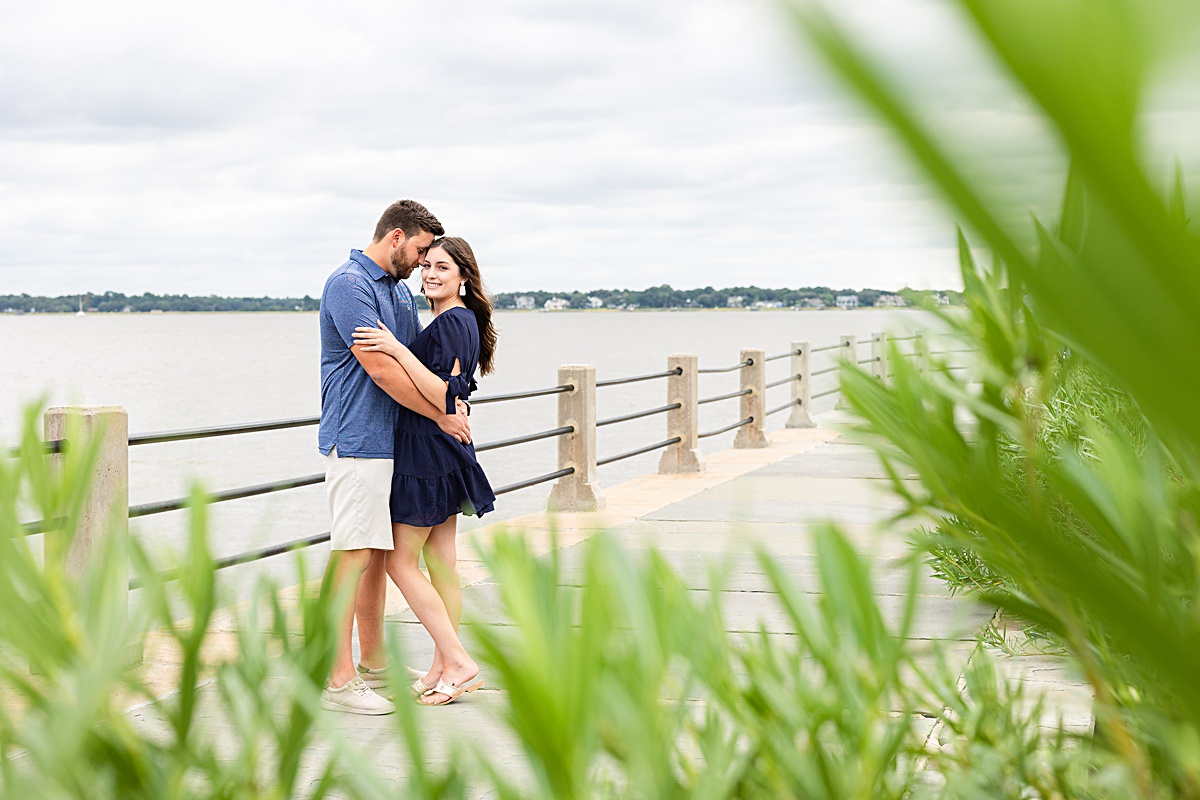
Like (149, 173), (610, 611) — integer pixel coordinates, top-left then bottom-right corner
(324, 447), (394, 551)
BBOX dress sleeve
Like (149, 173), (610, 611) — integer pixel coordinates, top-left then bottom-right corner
(426, 311), (479, 414)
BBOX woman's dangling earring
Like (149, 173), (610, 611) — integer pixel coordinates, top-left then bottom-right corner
(459, 283), (467, 297)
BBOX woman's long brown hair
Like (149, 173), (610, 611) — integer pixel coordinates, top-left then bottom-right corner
(430, 236), (497, 375)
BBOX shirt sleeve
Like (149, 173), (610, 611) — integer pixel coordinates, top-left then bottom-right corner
(325, 273), (383, 348)
(426, 312), (479, 414)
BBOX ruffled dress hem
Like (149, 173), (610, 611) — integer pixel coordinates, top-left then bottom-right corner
(389, 461), (496, 528)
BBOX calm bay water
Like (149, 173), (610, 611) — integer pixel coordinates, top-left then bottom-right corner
(1, 308), (924, 593)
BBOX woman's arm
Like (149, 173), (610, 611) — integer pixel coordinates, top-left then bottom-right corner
(353, 320), (458, 412)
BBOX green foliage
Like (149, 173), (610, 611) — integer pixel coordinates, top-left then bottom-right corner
(468, 526), (925, 799)
(0, 407), (373, 799)
(0, 400), (1168, 798)
(787, 0), (1200, 792)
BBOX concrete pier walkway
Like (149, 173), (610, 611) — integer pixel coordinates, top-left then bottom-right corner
(126, 417), (1094, 792)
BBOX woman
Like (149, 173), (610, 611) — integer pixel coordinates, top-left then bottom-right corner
(352, 236), (497, 706)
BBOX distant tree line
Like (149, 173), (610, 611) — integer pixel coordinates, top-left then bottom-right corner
(1, 291), (323, 314)
(493, 285), (963, 309)
(1, 285), (962, 314)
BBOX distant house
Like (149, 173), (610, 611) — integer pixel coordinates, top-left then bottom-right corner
(876, 294), (906, 307)
(586, 296), (605, 309)
(543, 297), (570, 311)
(934, 293), (951, 306)
(798, 298), (825, 310)
(836, 294), (859, 310)
(726, 295), (744, 308)
(751, 300), (784, 309)
(515, 295), (535, 310)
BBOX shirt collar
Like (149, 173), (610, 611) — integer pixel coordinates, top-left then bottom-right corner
(349, 249), (392, 282)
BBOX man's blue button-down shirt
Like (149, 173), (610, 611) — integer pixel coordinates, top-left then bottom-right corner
(319, 249), (421, 458)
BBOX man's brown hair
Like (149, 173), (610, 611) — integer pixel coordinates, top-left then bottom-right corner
(372, 199), (444, 242)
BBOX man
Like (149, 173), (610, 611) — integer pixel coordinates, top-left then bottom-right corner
(317, 199), (470, 714)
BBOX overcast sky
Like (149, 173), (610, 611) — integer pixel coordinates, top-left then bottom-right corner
(1, 0), (1088, 297)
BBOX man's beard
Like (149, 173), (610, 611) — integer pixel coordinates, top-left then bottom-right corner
(391, 248), (417, 279)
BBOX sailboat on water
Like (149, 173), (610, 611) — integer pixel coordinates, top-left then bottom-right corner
(76, 297), (85, 316)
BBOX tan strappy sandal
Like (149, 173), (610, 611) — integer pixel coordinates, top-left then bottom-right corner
(418, 676), (485, 706)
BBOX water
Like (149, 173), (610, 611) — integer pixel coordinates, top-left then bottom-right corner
(1, 308), (924, 594)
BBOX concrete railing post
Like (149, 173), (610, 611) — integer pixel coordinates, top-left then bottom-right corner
(914, 331), (930, 373)
(44, 405), (141, 665)
(733, 348), (769, 449)
(872, 332), (889, 384)
(786, 341), (816, 428)
(547, 365), (605, 512)
(658, 354), (705, 474)
(835, 335), (858, 410)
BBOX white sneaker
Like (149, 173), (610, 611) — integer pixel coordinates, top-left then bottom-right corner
(357, 662), (426, 690)
(320, 677), (395, 715)
(356, 663), (389, 691)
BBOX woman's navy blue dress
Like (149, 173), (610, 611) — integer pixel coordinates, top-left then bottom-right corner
(389, 306), (495, 527)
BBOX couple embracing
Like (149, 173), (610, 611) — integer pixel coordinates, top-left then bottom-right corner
(317, 200), (496, 715)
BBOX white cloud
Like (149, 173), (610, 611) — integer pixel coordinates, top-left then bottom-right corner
(0, 0), (1122, 297)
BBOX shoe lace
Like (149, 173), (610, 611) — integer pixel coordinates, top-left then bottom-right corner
(347, 677), (372, 697)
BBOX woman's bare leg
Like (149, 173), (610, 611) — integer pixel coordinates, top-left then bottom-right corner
(420, 517), (462, 686)
(386, 521), (477, 700)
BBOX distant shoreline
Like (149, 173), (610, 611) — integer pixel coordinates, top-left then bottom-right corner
(0, 306), (935, 317)
(1, 286), (961, 315)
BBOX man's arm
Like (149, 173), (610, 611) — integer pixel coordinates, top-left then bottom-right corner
(353, 349), (471, 442)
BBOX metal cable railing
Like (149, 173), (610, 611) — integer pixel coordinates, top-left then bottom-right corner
(493, 466), (575, 496)
(811, 387), (840, 400)
(698, 358), (753, 374)
(467, 384), (573, 405)
(698, 417), (754, 439)
(129, 417), (319, 446)
(6, 439), (68, 458)
(129, 463), (582, 588)
(129, 530), (334, 590)
(766, 399), (800, 417)
(698, 388), (752, 406)
(129, 473), (326, 519)
(597, 437), (682, 467)
(22, 332), (915, 573)
(475, 425), (575, 454)
(123, 384), (578, 446)
(22, 517), (63, 536)
(596, 367), (681, 388)
(597, 403), (680, 428)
